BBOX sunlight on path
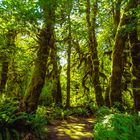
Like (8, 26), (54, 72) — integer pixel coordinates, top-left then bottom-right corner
(46, 117), (95, 140)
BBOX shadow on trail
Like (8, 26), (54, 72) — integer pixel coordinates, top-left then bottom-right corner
(46, 116), (95, 140)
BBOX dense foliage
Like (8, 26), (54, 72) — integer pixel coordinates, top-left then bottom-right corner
(0, 0), (139, 139)
(94, 107), (140, 140)
(0, 95), (47, 139)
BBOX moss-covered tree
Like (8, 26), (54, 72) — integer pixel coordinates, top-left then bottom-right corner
(105, 0), (122, 107)
(110, 0), (138, 107)
(24, 0), (56, 113)
(86, 0), (104, 106)
(50, 45), (62, 106)
(129, 1), (140, 111)
(66, 0), (73, 108)
(0, 30), (17, 93)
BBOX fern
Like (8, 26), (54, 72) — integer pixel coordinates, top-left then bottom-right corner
(0, 95), (47, 140)
(93, 113), (140, 140)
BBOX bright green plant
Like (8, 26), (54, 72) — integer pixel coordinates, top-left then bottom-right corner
(95, 106), (112, 117)
(26, 113), (47, 139)
(72, 107), (89, 116)
(89, 102), (98, 112)
(0, 95), (20, 140)
(94, 113), (140, 140)
(0, 95), (47, 140)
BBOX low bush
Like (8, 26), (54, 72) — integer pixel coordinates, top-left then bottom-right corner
(93, 112), (140, 140)
(72, 107), (89, 116)
(0, 95), (47, 140)
(45, 106), (90, 123)
(95, 106), (112, 117)
(0, 95), (20, 140)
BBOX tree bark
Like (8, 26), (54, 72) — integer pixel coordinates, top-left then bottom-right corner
(105, 0), (122, 107)
(110, 0), (138, 107)
(0, 61), (8, 92)
(0, 30), (16, 93)
(130, 40), (140, 111)
(50, 46), (62, 106)
(105, 83), (111, 107)
(86, 0), (104, 106)
(113, 0), (122, 34)
(129, 1), (139, 111)
(66, 0), (72, 108)
(24, 1), (55, 113)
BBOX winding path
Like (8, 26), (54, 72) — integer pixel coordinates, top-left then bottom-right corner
(46, 116), (95, 140)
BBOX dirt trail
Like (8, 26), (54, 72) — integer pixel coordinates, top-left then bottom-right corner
(46, 116), (95, 140)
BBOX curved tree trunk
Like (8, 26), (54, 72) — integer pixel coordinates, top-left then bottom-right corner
(105, 0), (122, 106)
(24, 1), (56, 113)
(86, 0), (104, 106)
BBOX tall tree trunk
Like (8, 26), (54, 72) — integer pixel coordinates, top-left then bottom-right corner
(113, 0), (122, 34)
(51, 46), (62, 106)
(0, 61), (8, 92)
(66, 0), (72, 108)
(56, 78), (62, 106)
(105, 0), (122, 107)
(130, 40), (140, 111)
(24, 1), (55, 113)
(105, 83), (111, 107)
(66, 33), (71, 108)
(0, 30), (16, 93)
(129, 1), (139, 111)
(86, 0), (104, 106)
(110, 0), (137, 107)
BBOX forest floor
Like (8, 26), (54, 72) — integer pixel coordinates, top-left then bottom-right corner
(46, 116), (95, 140)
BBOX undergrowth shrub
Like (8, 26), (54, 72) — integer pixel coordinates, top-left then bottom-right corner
(95, 106), (120, 119)
(72, 107), (89, 116)
(95, 106), (112, 117)
(0, 95), (47, 140)
(45, 106), (73, 122)
(0, 95), (20, 140)
(93, 111), (140, 140)
(25, 112), (47, 139)
(89, 102), (98, 112)
(45, 106), (90, 123)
